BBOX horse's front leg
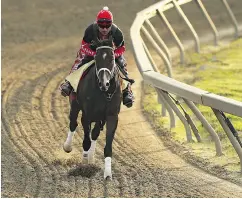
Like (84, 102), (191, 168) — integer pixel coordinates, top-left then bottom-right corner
(81, 114), (91, 164)
(89, 122), (101, 164)
(104, 115), (118, 180)
(88, 121), (104, 164)
(63, 100), (80, 153)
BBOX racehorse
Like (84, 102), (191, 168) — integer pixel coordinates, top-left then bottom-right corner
(63, 38), (121, 180)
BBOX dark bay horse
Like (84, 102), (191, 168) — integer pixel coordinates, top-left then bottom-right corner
(63, 39), (121, 179)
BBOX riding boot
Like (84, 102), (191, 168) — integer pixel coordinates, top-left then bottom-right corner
(122, 83), (134, 108)
(116, 56), (134, 108)
(59, 80), (73, 97)
(60, 56), (94, 97)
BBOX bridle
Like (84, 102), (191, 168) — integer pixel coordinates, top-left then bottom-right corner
(95, 45), (118, 101)
(95, 46), (116, 80)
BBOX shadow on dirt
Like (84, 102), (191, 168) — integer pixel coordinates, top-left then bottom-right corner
(68, 164), (101, 178)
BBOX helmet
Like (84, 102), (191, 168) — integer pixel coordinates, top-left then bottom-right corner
(96, 6), (113, 23)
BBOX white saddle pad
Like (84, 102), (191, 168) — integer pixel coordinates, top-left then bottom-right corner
(65, 60), (95, 92)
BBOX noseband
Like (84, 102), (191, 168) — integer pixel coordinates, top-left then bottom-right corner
(95, 46), (116, 79)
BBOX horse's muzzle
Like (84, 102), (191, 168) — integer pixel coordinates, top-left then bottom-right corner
(99, 81), (110, 91)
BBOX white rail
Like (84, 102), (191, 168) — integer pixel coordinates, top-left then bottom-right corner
(130, 0), (242, 172)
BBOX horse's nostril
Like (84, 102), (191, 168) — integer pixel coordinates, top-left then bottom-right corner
(106, 82), (110, 87)
(98, 82), (102, 87)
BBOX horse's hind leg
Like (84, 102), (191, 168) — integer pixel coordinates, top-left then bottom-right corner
(104, 115), (118, 180)
(63, 100), (80, 153)
(81, 115), (91, 164)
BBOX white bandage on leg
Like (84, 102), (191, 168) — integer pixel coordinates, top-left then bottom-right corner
(104, 157), (112, 180)
(88, 140), (96, 164)
(63, 130), (76, 153)
(82, 151), (88, 164)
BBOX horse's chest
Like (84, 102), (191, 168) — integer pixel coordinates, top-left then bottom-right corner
(82, 93), (120, 119)
(85, 94), (106, 110)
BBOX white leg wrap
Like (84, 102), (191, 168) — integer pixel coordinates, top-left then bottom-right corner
(88, 140), (96, 164)
(63, 130), (76, 153)
(104, 157), (112, 180)
(67, 130), (75, 141)
(82, 151), (88, 164)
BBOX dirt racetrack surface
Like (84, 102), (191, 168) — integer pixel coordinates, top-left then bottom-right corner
(2, 0), (242, 197)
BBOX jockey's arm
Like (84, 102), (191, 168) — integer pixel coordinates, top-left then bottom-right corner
(113, 27), (125, 58)
(80, 25), (97, 57)
(70, 25), (96, 72)
(113, 27), (128, 74)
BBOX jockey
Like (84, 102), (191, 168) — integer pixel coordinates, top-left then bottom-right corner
(59, 6), (134, 108)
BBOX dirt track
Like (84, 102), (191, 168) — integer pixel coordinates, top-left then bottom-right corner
(2, 0), (242, 197)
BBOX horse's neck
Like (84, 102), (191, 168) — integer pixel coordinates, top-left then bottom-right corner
(91, 67), (100, 89)
(81, 66), (98, 91)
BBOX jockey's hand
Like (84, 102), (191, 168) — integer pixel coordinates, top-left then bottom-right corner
(123, 66), (128, 76)
(90, 41), (97, 51)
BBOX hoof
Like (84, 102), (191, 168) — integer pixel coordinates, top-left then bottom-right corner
(63, 143), (72, 153)
(82, 152), (88, 164)
(88, 152), (95, 164)
(104, 157), (112, 180)
(104, 172), (112, 180)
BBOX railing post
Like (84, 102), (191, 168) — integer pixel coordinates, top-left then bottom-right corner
(141, 38), (160, 73)
(213, 108), (242, 172)
(144, 19), (172, 64)
(141, 26), (173, 77)
(156, 88), (176, 128)
(159, 90), (193, 142)
(195, 0), (219, 46)
(157, 9), (185, 64)
(172, 0), (200, 53)
(184, 99), (223, 156)
(221, 0), (239, 38)
(157, 93), (167, 117)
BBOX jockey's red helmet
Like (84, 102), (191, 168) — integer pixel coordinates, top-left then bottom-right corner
(96, 6), (113, 23)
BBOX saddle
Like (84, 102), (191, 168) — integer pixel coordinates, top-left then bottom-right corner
(66, 60), (128, 94)
(65, 60), (95, 92)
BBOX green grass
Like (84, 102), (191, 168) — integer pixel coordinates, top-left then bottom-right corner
(143, 38), (242, 172)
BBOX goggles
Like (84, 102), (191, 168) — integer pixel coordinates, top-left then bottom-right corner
(97, 19), (112, 29)
(98, 23), (112, 29)
(97, 18), (112, 23)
